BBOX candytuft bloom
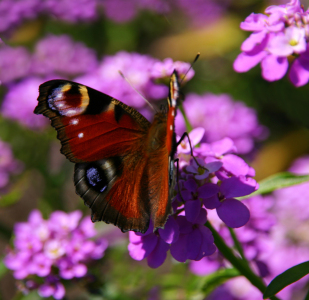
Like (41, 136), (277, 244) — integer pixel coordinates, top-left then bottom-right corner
(175, 93), (268, 154)
(2, 77), (48, 130)
(4, 210), (108, 299)
(234, 0), (309, 86)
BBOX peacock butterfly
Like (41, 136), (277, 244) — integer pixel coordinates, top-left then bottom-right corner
(34, 70), (180, 234)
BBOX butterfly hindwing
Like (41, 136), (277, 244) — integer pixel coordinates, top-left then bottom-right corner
(74, 155), (150, 233)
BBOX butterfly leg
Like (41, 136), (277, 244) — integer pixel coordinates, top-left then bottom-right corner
(176, 132), (208, 172)
(174, 158), (186, 204)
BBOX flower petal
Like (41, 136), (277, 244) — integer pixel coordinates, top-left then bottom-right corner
(198, 183), (220, 198)
(221, 154), (249, 176)
(220, 176), (257, 198)
(147, 238), (169, 268)
(217, 199), (250, 228)
(185, 200), (201, 223)
(158, 217), (179, 244)
(261, 54), (288, 81)
(170, 234), (188, 262)
(203, 195), (221, 209)
(187, 228), (202, 260)
(289, 54), (309, 87)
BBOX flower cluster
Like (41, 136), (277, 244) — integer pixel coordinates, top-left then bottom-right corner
(2, 78), (48, 130)
(0, 34), (98, 84)
(4, 210), (108, 299)
(0, 140), (23, 191)
(0, 0), (97, 34)
(190, 155), (309, 300)
(128, 131), (258, 268)
(0, 0), (227, 34)
(0, 37), (192, 129)
(234, 0), (309, 86)
(175, 93), (268, 155)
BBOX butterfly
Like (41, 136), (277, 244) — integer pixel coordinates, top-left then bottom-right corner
(34, 70), (180, 234)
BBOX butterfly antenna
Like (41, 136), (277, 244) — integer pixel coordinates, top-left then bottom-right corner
(118, 71), (156, 112)
(179, 52), (200, 86)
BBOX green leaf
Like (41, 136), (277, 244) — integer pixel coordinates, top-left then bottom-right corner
(239, 172), (309, 199)
(201, 268), (240, 295)
(263, 261), (309, 299)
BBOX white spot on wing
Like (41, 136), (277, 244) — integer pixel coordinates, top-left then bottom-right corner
(70, 119), (78, 125)
(170, 125), (173, 131)
(78, 133), (84, 138)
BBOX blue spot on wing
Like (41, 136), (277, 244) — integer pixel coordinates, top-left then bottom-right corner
(86, 167), (107, 193)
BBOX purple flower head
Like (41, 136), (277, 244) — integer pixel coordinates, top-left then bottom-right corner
(4, 209), (108, 299)
(44, 0), (98, 22)
(175, 93), (268, 154)
(100, 0), (170, 23)
(176, 0), (229, 27)
(1, 77), (48, 130)
(0, 0), (42, 33)
(151, 58), (195, 83)
(38, 276), (65, 300)
(0, 140), (23, 190)
(200, 177), (252, 228)
(170, 209), (216, 262)
(234, 0), (309, 86)
(128, 218), (177, 268)
(76, 52), (194, 111)
(31, 34), (98, 77)
(0, 45), (31, 84)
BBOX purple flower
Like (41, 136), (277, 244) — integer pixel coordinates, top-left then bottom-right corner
(268, 26), (306, 56)
(31, 34), (98, 77)
(151, 58), (194, 83)
(44, 0), (98, 22)
(99, 0), (169, 23)
(0, 45), (31, 84)
(199, 177), (253, 228)
(128, 218), (177, 268)
(189, 154), (309, 299)
(38, 276), (65, 300)
(175, 0), (228, 27)
(0, 140), (23, 190)
(4, 209), (108, 299)
(1, 77), (48, 130)
(76, 51), (194, 110)
(234, 0), (309, 86)
(170, 209), (216, 262)
(175, 93), (268, 154)
(0, 0), (42, 33)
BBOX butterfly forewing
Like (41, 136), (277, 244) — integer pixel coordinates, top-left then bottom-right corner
(35, 80), (150, 163)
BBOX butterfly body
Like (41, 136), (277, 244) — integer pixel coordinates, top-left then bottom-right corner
(34, 71), (179, 233)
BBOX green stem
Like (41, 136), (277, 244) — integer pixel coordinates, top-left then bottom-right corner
(228, 227), (246, 261)
(179, 103), (193, 132)
(206, 221), (281, 300)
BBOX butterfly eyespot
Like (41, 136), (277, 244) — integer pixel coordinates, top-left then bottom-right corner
(78, 133), (84, 138)
(86, 166), (107, 193)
